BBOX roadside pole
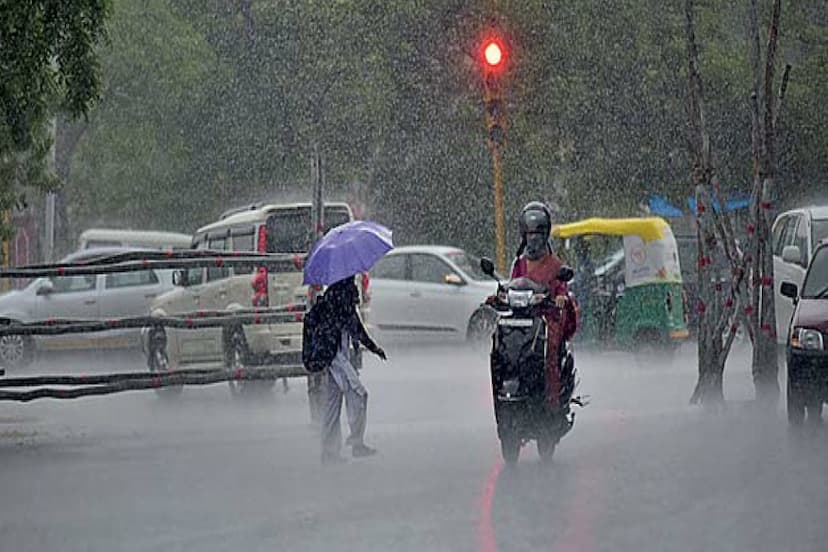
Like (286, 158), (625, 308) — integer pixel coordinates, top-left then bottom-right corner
(1, 210), (9, 293)
(307, 145), (326, 424)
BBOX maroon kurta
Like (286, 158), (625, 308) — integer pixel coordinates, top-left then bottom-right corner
(511, 253), (577, 409)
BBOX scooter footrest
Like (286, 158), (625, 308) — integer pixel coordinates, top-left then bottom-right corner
(570, 395), (590, 407)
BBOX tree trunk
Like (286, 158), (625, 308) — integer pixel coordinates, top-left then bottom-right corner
(685, 0), (726, 406)
(748, 0), (784, 405)
(54, 116), (88, 256)
(684, 0), (768, 407)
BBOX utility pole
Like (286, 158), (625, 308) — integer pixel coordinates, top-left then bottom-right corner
(1, 210), (9, 293)
(311, 144), (325, 242)
(45, 117), (57, 262)
(307, 144), (326, 425)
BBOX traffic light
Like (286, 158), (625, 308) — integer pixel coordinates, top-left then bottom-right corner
(479, 33), (509, 274)
(483, 40), (503, 69)
(480, 38), (507, 149)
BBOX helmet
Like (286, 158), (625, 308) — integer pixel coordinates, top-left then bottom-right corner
(518, 202), (553, 260)
(518, 201), (552, 238)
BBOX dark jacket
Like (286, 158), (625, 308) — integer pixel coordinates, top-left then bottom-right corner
(305, 279), (380, 369)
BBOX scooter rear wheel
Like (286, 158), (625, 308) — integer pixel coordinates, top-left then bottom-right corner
(536, 434), (557, 462)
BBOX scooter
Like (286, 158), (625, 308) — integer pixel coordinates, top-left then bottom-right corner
(479, 258), (584, 465)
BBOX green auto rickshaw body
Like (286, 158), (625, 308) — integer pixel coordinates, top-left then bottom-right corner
(552, 217), (689, 350)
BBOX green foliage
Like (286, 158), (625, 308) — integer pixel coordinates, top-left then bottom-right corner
(0, 0), (109, 231)
(66, 0), (219, 232)
(60, 0), (828, 258)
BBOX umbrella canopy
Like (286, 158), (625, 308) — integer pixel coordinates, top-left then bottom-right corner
(302, 220), (393, 286)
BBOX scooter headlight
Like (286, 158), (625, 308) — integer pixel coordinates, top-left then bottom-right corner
(507, 289), (533, 308)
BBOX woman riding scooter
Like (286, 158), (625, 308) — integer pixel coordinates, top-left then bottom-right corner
(510, 201), (578, 411)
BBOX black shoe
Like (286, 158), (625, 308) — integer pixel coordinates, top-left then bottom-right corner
(321, 453), (348, 465)
(352, 444), (377, 458)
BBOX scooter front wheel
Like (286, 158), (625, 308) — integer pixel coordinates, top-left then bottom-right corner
(500, 434), (521, 466)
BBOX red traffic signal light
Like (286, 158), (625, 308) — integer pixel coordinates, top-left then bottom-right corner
(481, 38), (505, 70)
(484, 41), (503, 67)
(479, 34), (507, 149)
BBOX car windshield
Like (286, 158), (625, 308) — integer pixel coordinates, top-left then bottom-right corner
(266, 207), (351, 254)
(802, 246), (828, 298)
(445, 250), (496, 280)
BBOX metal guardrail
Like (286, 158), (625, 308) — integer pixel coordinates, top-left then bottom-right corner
(0, 249), (305, 279)
(0, 365), (309, 402)
(0, 306), (305, 337)
(0, 252), (310, 401)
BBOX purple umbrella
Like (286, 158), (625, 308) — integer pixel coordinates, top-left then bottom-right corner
(302, 220), (394, 286)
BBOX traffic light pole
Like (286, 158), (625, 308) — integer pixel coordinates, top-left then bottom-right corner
(480, 37), (508, 274)
(491, 145), (506, 274)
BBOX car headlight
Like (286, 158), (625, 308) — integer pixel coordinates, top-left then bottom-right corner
(791, 328), (824, 351)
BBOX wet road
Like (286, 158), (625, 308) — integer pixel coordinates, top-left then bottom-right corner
(1, 344), (826, 551)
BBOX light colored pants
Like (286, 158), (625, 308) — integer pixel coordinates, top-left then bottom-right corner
(321, 336), (368, 458)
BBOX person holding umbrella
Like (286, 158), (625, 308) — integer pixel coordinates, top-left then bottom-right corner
(314, 277), (386, 462)
(302, 221), (392, 463)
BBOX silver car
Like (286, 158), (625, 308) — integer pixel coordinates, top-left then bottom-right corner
(0, 247), (175, 369)
(368, 245), (499, 344)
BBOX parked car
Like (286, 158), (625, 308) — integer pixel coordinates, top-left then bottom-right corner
(79, 228), (192, 250)
(772, 206), (828, 345)
(0, 247), (176, 369)
(145, 201), (367, 394)
(368, 245), (498, 344)
(780, 239), (828, 425)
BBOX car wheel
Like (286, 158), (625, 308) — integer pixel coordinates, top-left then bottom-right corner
(225, 328), (273, 398)
(148, 330), (182, 398)
(0, 332), (34, 370)
(467, 306), (498, 349)
(787, 379), (805, 427)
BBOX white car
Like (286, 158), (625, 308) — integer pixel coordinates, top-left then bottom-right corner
(772, 206), (828, 344)
(0, 247), (176, 369)
(78, 228), (192, 250)
(368, 245), (499, 343)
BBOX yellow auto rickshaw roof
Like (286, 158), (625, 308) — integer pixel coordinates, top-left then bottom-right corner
(552, 217), (670, 243)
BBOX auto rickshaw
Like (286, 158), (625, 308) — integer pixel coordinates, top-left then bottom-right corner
(552, 217), (689, 354)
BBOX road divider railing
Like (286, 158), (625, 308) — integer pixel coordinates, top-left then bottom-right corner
(0, 305), (305, 337)
(0, 249), (306, 279)
(0, 251), (311, 401)
(0, 364), (309, 402)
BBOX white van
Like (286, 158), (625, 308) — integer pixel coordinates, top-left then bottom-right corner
(772, 206), (828, 343)
(145, 202), (365, 394)
(79, 229), (192, 251)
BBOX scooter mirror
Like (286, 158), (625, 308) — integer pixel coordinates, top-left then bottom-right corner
(557, 266), (574, 282)
(480, 257), (496, 277)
